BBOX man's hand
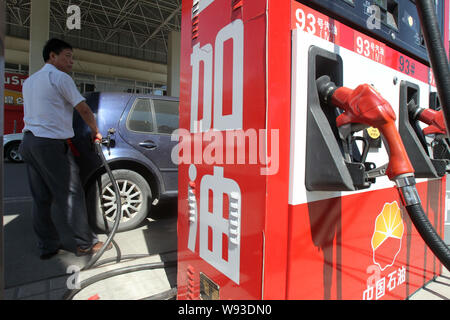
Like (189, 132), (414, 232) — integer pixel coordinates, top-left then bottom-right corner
(92, 131), (103, 143)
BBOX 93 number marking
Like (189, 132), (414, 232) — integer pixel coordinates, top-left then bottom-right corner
(399, 56), (415, 75)
(295, 8), (316, 34)
(356, 36), (371, 57)
(355, 35), (384, 63)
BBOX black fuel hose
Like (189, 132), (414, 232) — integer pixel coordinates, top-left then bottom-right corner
(63, 141), (178, 300)
(395, 176), (450, 271)
(141, 287), (178, 300)
(414, 0), (450, 272)
(91, 249), (178, 269)
(63, 261), (177, 300)
(416, 0), (450, 130)
(405, 203), (450, 270)
(82, 141), (123, 270)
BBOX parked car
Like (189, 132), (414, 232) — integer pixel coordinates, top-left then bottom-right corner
(2, 92), (177, 231)
(4, 132), (24, 163)
(71, 92), (179, 232)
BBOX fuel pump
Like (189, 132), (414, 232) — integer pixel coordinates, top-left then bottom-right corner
(316, 78), (414, 180)
(316, 76), (450, 271)
(407, 101), (450, 166)
(177, 0), (449, 300)
(408, 104), (447, 136)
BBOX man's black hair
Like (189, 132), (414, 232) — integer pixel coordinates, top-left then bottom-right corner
(42, 38), (73, 62)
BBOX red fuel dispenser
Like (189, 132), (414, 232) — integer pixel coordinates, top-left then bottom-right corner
(177, 0), (449, 300)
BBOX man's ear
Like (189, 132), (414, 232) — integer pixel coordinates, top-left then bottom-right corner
(48, 51), (57, 61)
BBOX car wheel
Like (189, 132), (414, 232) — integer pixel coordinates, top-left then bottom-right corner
(5, 142), (23, 163)
(87, 169), (152, 232)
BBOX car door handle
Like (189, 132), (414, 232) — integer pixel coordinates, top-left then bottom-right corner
(139, 141), (157, 149)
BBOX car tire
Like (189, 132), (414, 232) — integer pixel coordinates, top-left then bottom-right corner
(87, 169), (152, 232)
(5, 142), (23, 163)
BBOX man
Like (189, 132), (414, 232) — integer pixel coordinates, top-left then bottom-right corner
(20, 38), (111, 259)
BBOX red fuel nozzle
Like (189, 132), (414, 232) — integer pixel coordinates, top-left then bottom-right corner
(317, 77), (414, 180)
(332, 84), (414, 179)
(408, 101), (447, 136)
(420, 109), (446, 135)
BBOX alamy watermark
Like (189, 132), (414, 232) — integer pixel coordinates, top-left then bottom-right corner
(66, 5), (81, 30)
(66, 265), (81, 290)
(171, 128), (280, 176)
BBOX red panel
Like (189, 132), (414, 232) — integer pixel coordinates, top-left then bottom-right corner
(286, 179), (445, 300)
(4, 106), (24, 134)
(4, 73), (27, 134)
(177, 0), (268, 300)
(262, 0), (292, 300)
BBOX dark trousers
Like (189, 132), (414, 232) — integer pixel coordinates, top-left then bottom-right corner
(19, 131), (98, 255)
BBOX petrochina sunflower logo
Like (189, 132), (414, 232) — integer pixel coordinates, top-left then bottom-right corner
(371, 202), (404, 271)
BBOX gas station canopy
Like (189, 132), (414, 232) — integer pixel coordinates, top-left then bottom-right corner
(5, 0), (181, 64)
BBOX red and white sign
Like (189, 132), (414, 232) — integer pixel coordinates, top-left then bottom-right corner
(4, 72), (28, 134)
(177, 0), (270, 300)
(4, 72), (27, 107)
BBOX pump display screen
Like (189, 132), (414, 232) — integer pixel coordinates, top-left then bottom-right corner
(372, 0), (399, 30)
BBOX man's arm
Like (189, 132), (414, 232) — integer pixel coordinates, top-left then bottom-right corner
(75, 101), (102, 142)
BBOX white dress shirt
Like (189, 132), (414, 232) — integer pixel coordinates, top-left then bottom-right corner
(22, 63), (85, 139)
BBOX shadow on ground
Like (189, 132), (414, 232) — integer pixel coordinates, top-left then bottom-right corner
(3, 197), (178, 289)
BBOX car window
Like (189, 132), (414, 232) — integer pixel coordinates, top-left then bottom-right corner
(153, 99), (179, 134)
(127, 98), (154, 133)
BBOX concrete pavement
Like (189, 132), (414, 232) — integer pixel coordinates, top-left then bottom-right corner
(4, 249), (177, 300)
(3, 199), (178, 300)
(409, 267), (450, 300)
(2, 160), (178, 300)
